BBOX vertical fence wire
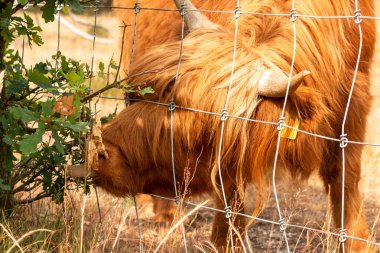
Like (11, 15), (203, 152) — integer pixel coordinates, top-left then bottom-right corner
(339, 0), (364, 251)
(215, 1), (243, 252)
(89, 0), (99, 96)
(269, 1), (299, 252)
(87, 0), (104, 230)
(168, 1), (189, 252)
(128, 1), (143, 251)
(21, 6), (27, 65)
(133, 196), (143, 253)
(129, 0), (140, 67)
(55, 4), (63, 70)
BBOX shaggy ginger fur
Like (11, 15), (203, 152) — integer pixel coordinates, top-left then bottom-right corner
(91, 0), (376, 251)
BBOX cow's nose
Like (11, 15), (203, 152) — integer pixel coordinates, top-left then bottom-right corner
(67, 164), (89, 178)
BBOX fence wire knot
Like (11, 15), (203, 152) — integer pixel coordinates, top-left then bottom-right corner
(224, 206), (232, 219)
(290, 8), (298, 22)
(94, 0), (100, 11)
(180, 3), (188, 17)
(339, 229), (348, 243)
(134, 2), (141, 14)
(340, 134), (348, 148)
(277, 117), (285, 131)
(234, 6), (241, 19)
(174, 196), (180, 205)
(354, 10), (363, 24)
(279, 218), (287, 231)
(221, 109), (229, 121)
(56, 4), (63, 11)
(169, 99), (176, 112)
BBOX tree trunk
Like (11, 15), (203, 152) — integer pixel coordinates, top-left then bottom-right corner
(0, 2), (14, 215)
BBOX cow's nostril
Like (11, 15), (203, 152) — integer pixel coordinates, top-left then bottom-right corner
(99, 153), (107, 160)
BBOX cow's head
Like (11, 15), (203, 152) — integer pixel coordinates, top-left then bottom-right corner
(67, 117), (146, 197)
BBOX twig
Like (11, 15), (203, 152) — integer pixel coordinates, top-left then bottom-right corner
(0, 223), (24, 253)
(80, 194), (88, 253)
(13, 168), (45, 193)
(229, 222), (247, 253)
(80, 69), (161, 103)
(14, 192), (50, 205)
(6, 229), (54, 253)
(110, 208), (130, 253)
(113, 22), (128, 84)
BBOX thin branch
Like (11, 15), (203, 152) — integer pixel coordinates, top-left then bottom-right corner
(13, 179), (42, 194)
(20, 121), (37, 134)
(80, 69), (162, 103)
(13, 167), (45, 193)
(11, 4), (24, 15)
(12, 157), (36, 180)
(15, 192), (50, 205)
(106, 53), (114, 85)
(0, 224), (24, 253)
(13, 87), (40, 102)
(113, 23), (129, 84)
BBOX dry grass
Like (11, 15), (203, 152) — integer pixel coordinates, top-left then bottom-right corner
(1, 5), (380, 253)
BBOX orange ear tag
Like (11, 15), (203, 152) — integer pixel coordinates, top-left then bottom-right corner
(281, 118), (300, 140)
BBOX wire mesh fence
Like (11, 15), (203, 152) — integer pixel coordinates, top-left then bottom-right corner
(17, 1), (380, 252)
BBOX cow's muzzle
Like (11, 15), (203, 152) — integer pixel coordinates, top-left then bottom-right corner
(67, 164), (90, 178)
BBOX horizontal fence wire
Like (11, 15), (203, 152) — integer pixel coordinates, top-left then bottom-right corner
(15, 1), (380, 251)
(148, 193), (380, 247)
(16, 3), (380, 20)
(124, 98), (380, 147)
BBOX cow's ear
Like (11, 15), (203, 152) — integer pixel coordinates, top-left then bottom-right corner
(173, 0), (218, 32)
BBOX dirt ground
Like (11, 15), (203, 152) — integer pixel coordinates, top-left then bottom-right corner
(5, 3), (380, 253)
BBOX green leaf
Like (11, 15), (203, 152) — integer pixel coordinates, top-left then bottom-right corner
(98, 62), (105, 78)
(0, 179), (11, 191)
(99, 62), (105, 72)
(8, 106), (38, 122)
(63, 121), (87, 132)
(8, 79), (28, 93)
(28, 69), (51, 88)
(17, 0), (28, 5)
(19, 124), (45, 156)
(34, 62), (49, 74)
(60, 55), (69, 73)
(41, 0), (57, 23)
(3, 135), (15, 145)
(138, 87), (155, 96)
(64, 71), (80, 85)
(64, 68), (85, 87)
(68, 0), (83, 13)
(52, 129), (65, 154)
(41, 99), (55, 117)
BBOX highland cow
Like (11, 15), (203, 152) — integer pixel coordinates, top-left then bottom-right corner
(70, 0), (376, 251)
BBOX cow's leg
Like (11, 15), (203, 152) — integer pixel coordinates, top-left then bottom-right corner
(321, 144), (373, 252)
(211, 188), (246, 252)
(152, 197), (179, 225)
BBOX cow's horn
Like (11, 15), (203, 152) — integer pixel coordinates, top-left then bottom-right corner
(258, 70), (310, 97)
(66, 164), (89, 178)
(173, 0), (216, 31)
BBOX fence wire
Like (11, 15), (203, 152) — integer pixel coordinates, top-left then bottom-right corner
(17, 1), (380, 252)
(168, 0), (189, 252)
